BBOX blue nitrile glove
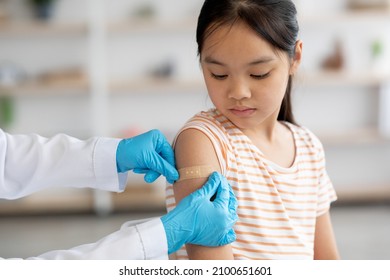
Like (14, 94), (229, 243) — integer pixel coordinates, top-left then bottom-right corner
(161, 172), (238, 254)
(116, 129), (179, 184)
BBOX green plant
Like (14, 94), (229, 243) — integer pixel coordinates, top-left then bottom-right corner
(0, 96), (14, 128)
(371, 39), (384, 58)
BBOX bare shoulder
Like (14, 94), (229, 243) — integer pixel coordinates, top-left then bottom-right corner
(173, 128), (221, 202)
(175, 128), (220, 169)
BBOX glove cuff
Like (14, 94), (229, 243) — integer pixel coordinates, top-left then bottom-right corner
(116, 139), (129, 173)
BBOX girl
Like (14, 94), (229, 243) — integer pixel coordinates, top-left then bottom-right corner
(166, 0), (339, 260)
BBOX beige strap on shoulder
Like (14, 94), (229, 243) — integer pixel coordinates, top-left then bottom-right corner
(177, 165), (214, 182)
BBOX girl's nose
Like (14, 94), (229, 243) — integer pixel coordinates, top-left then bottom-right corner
(227, 80), (251, 100)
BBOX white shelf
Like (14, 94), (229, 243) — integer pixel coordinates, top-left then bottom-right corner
(297, 70), (390, 87)
(335, 183), (390, 202)
(112, 184), (166, 212)
(0, 21), (87, 36)
(299, 10), (390, 24)
(107, 18), (197, 34)
(0, 80), (89, 96)
(0, 189), (93, 215)
(0, 183), (166, 215)
(110, 78), (204, 93)
(0, 75), (205, 99)
(319, 127), (390, 146)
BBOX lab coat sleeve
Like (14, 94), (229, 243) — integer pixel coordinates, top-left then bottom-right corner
(0, 129), (127, 200)
(0, 218), (168, 260)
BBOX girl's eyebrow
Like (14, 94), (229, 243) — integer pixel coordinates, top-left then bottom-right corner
(248, 57), (274, 65)
(203, 56), (275, 66)
(203, 56), (226, 66)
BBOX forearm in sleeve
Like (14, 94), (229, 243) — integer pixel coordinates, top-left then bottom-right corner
(0, 130), (126, 199)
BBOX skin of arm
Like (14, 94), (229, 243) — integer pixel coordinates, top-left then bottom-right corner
(313, 211), (340, 260)
(173, 128), (234, 260)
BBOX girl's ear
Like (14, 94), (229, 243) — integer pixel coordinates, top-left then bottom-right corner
(289, 40), (303, 75)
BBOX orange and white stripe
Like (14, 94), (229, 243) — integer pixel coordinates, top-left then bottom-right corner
(166, 109), (337, 260)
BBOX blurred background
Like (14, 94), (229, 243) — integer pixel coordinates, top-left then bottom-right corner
(0, 0), (389, 259)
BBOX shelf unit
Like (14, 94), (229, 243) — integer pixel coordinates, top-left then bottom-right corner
(296, 6), (390, 200)
(1, 1), (390, 215)
(3, 70), (389, 96)
(0, 0), (200, 214)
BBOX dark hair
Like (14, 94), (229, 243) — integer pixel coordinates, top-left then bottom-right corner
(196, 0), (299, 124)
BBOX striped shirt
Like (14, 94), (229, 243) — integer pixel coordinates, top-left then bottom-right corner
(166, 109), (337, 260)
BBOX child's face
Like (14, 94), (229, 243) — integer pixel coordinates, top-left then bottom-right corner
(200, 21), (301, 131)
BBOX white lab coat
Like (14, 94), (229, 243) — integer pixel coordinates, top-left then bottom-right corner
(0, 129), (168, 259)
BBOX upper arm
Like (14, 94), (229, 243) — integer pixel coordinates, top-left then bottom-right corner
(313, 211), (340, 260)
(173, 128), (221, 201)
(173, 128), (234, 259)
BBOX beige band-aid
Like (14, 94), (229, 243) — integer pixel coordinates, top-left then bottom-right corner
(177, 165), (214, 182)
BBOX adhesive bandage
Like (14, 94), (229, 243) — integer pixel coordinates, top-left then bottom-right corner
(177, 165), (214, 182)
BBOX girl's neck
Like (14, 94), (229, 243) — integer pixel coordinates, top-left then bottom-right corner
(240, 118), (279, 144)
(241, 120), (296, 168)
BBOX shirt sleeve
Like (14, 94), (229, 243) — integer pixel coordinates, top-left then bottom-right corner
(317, 167), (337, 216)
(134, 218), (169, 260)
(312, 134), (337, 216)
(0, 129), (126, 200)
(93, 137), (128, 192)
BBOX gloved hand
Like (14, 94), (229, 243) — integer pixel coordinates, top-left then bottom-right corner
(161, 172), (238, 254)
(116, 129), (179, 184)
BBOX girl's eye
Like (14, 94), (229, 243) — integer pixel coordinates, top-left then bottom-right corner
(211, 73), (228, 80)
(251, 72), (270, 79)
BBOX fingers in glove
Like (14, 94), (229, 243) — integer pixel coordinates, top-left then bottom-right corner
(134, 167), (173, 184)
(212, 173), (230, 207)
(192, 171), (221, 199)
(133, 168), (148, 174)
(154, 131), (176, 171)
(225, 228), (237, 244)
(149, 151), (179, 184)
(228, 184), (238, 224)
(217, 228), (237, 246)
(144, 170), (161, 183)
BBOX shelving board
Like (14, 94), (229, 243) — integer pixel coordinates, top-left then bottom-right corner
(107, 18), (197, 34)
(318, 126), (390, 146)
(0, 80), (89, 96)
(297, 70), (390, 87)
(0, 21), (87, 36)
(110, 78), (205, 93)
(299, 10), (390, 24)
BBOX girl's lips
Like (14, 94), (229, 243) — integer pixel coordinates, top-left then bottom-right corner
(230, 107), (256, 117)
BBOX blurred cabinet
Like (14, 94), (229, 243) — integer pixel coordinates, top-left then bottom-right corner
(0, 0), (94, 215)
(107, 1), (390, 203)
(295, 6), (390, 201)
(1, 1), (390, 215)
(0, 0), (207, 215)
